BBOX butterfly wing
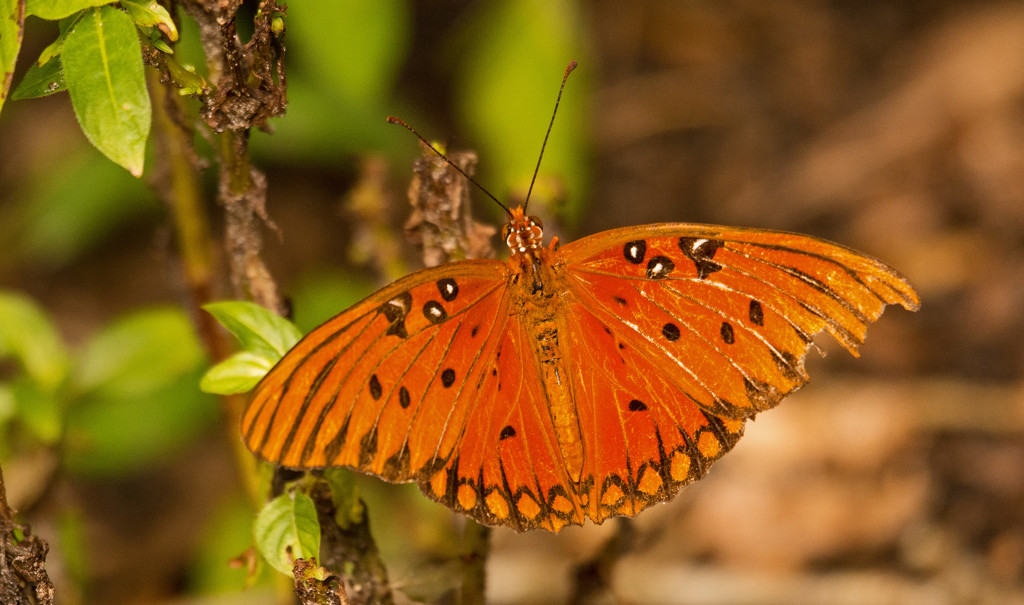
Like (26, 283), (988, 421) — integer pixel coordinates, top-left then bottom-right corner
(554, 224), (919, 523)
(242, 261), (510, 471)
(241, 258), (584, 530)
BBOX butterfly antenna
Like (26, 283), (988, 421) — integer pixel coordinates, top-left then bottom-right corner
(386, 116), (513, 217)
(524, 60), (577, 213)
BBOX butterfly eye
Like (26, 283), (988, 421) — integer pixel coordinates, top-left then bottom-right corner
(501, 223), (512, 242)
(528, 216), (544, 230)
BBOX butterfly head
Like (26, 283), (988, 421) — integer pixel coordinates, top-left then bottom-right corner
(502, 206), (546, 261)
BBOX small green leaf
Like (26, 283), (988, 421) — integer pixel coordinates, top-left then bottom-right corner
(200, 351), (273, 395)
(11, 55), (66, 99)
(75, 307), (204, 397)
(120, 0), (176, 41)
(203, 301), (301, 362)
(1, 0), (26, 116)
(25, 0), (109, 20)
(0, 291), (70, 390)
(63, 6), (150, 176)
(253, 492), (321, 575)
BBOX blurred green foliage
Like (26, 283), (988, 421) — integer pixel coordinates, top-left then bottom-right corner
(456, 0), (590, 223)
(64, 307), (217, 475)
(0, 295), (218, 475)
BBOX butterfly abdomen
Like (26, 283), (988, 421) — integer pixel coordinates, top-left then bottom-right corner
(529, 306), (586, 484)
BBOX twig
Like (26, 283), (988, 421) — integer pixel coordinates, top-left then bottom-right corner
(459, 522), (491, 605)
(178, 0), (288, 315)
(404, 143), (498, 265)
(309, 479), (393, 605)
(0, 465), (54, 605)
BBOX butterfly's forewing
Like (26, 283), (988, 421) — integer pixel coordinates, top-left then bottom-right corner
(555, 224), (920, 523)
(243, 261), (509, 471)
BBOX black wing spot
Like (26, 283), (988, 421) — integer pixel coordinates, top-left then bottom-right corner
(423, 300), (447, 324)
(437, 278), (459, 302)
(749, 300), (764, 326)
(613, 296), (627, 306)
(720, 321), (735, 344)
(628, 399), (648, 412)
(679, 237), (723, 279)
(441, 368), (456, 388)
(662, 322), (681, 342)
(646, 255), (675, 279)
(399, 386), (411, 409)
(499, 425), (516, 440)
(381, 292), (413, 338)
(491, 368), (497, 377)
(471, 324), (480, 337)
(624, 240), (647, 264)
(368, 374), (383, 400)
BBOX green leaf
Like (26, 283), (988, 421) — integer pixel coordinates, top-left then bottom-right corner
(0, 291), (70, 390)
(0, 0), (26, 116)
(203, 301), (301, 363)
(26, 0), (109, 20)
(200, 351), (273, 395)
(11, 55), (66, 99)
(63, 6), (150, 176)
(253, 492), (321, 575)
(120, 0), (176, 41)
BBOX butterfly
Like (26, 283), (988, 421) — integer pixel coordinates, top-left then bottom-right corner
(241, 64), (920, 533)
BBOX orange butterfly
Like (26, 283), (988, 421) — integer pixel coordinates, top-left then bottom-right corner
(242, 63), (920, 532)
